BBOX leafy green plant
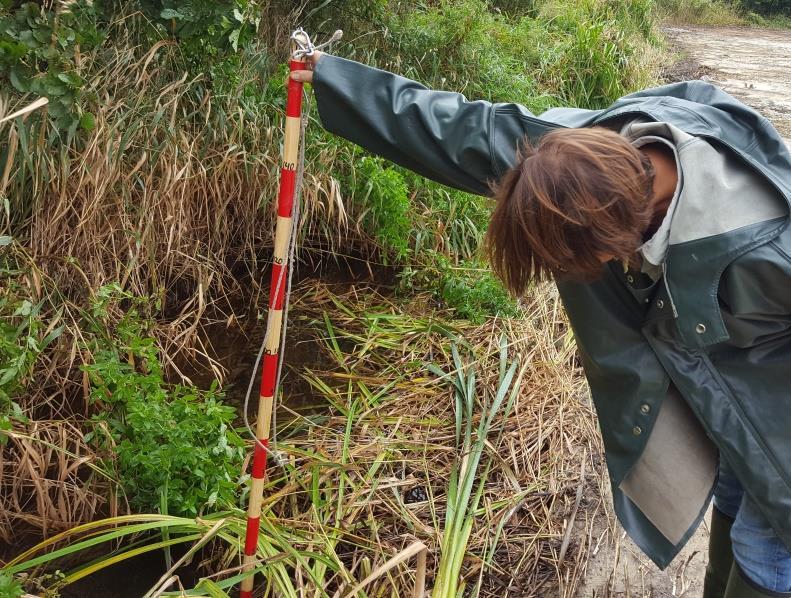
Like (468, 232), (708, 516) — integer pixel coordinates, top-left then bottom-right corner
(83, 285), (245, 516)
(429, 337), (525, 597)
(350, 155), (412, 260)
(399, 253), (517, 323)
(0, 245), (63, 441)
(107, 374), (245, 516)
(0, 571), (23, 598)
(376, 0), (552, 109)
(437, 258), (518, 323)
(141, 0), (263, 56)
(0, 1), (102, 131)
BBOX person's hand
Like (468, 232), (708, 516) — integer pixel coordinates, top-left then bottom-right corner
(290, 51), (323, 84)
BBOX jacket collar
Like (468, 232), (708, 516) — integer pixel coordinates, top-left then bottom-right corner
(600, 111), (790, 348)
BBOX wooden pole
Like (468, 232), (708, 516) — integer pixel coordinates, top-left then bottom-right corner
(238, 46), (305, 598)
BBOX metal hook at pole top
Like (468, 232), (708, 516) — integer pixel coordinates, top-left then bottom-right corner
(289, 27), (343, 61)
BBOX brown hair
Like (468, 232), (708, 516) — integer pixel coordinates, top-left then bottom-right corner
(486, 127), (654, 294)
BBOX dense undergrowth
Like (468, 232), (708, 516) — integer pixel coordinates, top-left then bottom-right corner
(0, 0), (661, 595)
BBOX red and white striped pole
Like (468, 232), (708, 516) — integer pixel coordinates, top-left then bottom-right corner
(238, 36), (306, 598)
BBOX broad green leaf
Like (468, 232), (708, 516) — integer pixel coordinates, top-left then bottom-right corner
(160, 8), (183, 19)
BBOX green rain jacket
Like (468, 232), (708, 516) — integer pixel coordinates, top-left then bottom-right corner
(310, 54), (791, 568)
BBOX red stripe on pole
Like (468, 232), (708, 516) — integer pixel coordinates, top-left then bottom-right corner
(244, 518), (261, 554)
(286, 60), (305, 117)
(260, 353), (279, 397)
(278, 169), (296, 216)
(240, 44), (306, 598)
(252, 440), (268, 478)
(270, 263), (287, 309)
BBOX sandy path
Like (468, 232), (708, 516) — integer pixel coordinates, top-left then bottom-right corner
(663, 26), (791, 140)
(574, 25), (791, 597)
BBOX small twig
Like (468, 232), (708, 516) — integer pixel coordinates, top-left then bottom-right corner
(558, 451), (587, 563)
(0, 97), (49, 125)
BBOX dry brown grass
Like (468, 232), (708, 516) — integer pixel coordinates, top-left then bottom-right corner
(0, 419), (117, 542)
(247, 279), (604, 596)
(0, 5), (360, 414)
(0, 4), (361, 545)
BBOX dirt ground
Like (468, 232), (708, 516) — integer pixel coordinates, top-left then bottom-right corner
(574, 25), (791, 598)
(662, 26), (791, 140)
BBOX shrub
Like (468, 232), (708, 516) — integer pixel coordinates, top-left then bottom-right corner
(83, 285), (245, 516)
(350, 156), (412, 260)
(654, 0), (746, 24)
(0, 244), (63, 438)
(0, 1), (102, 132)
(399, 252), (518, 323)
(137, 0), (264, 59)
(736, 0), (790, 15)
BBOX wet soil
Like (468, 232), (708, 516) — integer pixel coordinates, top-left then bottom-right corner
(60, 547), (202, 598)
(190, 253), (398, 425)
(577, 24), (791, 597)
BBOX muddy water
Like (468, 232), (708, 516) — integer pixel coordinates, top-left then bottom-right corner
(199, 255), (397, 426)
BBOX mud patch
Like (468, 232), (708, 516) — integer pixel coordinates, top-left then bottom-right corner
(194, 254), (399, 425)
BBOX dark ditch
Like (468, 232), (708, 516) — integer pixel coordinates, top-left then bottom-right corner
(55, 252), (398, 597)
(194, 252), (398, 423)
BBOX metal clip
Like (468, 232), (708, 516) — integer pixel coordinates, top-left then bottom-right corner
(290, 27), (343, 60)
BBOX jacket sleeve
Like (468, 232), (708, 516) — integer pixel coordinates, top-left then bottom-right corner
(312, 55), (561, 196)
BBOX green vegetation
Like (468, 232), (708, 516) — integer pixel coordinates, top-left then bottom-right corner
(0, 0), (659, 594)
(655, 0), (745, 24)
(0, 571), (22, 598)
(83, 286), (245, 517)
(431, 339), (525, 597)
(736, 0), (791, 16)
(655, 0), (791, 25)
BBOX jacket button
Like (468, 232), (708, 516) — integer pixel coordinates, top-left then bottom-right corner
(632, 426), (642, 436)
(627, 275), (635, 284)
(696, 323), (707, 334)
(656, 299), (664, 309)
(640, 404), (651, 414)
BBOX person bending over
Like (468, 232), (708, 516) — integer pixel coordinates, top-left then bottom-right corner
(291, 52), (791, 597)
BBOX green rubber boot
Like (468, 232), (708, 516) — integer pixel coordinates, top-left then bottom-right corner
(724, 564), (791, 597)
(704, 507), (735, 598)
